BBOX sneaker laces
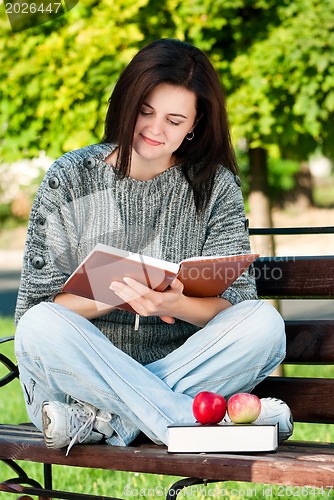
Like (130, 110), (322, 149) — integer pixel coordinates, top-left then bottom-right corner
(66, 403), (97, 456)
(65, 400), (113, 456)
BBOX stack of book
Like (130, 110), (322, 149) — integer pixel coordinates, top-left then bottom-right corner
(167, 422), (279, 453)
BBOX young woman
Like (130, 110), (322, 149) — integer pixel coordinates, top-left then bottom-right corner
(14, 39), (292, 454)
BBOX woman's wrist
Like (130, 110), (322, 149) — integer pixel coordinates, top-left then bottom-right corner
(173, 294), (232, 327)
(54, 293), (116, 319)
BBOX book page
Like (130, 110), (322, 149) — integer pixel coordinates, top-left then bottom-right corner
(181, 253), (258, 263)
(94, 243), (180, 273)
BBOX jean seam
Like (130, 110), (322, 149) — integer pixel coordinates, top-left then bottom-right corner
(49, 368), (78, 376)
(190, 364), (267, 387)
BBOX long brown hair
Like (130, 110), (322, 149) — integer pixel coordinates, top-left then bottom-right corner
(102, 39), (239, 211)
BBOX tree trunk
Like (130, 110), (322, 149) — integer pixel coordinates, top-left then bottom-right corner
(248, 147), (282, 377)
(248, 147), (275, 256)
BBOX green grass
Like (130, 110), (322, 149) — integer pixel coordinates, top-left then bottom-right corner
(1, 315), (334, 499)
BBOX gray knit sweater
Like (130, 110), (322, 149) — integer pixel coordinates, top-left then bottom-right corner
(15, 143), (257, 364)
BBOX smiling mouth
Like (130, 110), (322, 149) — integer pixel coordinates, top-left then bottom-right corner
(141, 134), (163, 146)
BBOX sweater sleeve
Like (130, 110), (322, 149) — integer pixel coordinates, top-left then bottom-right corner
(201, 169), (258, 305)
(14, 158), (79, 325)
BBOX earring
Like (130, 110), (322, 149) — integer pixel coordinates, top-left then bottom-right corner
(186, 131), (194, 141)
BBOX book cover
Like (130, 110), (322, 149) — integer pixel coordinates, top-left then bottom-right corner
(62, 243), (259, 312)
(167, 422), (279, 453)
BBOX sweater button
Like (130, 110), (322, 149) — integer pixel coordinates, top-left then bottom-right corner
(83, 157), (97, 169)
(37, 217), (48, 229)
(32, 256), (45, 269)
(48, 176), (60, 189)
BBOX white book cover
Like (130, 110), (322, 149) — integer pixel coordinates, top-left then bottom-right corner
(167, 422), (279, 453)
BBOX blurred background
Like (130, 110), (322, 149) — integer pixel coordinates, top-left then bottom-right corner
(0, 0), (334, 314)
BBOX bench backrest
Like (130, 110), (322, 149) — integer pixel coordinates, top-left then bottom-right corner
(249, 224), (334, 426)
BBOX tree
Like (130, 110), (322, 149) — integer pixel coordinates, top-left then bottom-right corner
(0, 0), (148, 161)
(1, 0), (333, 200)
(228, 0), (334, 160)
(226, 0), (334, 233)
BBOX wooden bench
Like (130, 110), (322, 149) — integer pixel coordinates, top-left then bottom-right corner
(1, 226), (334, 500)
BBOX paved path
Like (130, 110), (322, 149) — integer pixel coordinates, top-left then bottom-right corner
(0, 250), (22, 316)
(0, 270), (20, 316)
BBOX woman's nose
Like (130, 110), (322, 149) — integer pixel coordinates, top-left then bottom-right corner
(148, 117), (164, 136)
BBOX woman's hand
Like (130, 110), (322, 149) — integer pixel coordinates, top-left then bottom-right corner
(110, 277), (184, 324)
(110, 277), (233, 326)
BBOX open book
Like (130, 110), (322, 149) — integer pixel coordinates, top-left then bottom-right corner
(62, 243), (259, 312)
(168, 422), (279, 453)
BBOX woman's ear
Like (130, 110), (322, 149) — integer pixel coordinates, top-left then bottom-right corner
(187, 113), (203, 138)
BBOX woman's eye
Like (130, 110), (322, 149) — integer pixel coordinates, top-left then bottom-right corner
(168, 119), (181, 126)
(141, 110), (152, 116)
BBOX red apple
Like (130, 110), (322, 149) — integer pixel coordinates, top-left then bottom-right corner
(192, 391), (227, 425)
(227, 393), (261, 423)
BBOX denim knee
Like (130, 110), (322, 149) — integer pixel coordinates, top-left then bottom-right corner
(257, 300), (286, 353)
(15, 302), (51, 347)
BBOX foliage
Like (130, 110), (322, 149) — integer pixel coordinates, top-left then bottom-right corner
(0, 0), (147, 161)
(238, 149), (300, 202)
(0, 0), (333, 190)
(228, 0), (334, 161)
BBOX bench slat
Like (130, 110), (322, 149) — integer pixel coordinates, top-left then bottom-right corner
(255, 377), (334, 423)
(254, 257), (334, 298)
(285, 320), (334, 363)
(0, 425), (334, 489)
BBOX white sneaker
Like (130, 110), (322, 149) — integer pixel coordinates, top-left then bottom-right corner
(254, 397), (294, 441)
(224, 397), (293, 442)
(42, 400), (113, 455)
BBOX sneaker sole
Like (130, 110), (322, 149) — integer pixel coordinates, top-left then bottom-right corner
(42, 403), (65, 449)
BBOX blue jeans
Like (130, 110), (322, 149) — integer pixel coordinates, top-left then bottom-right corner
(14, 300), (285, 446)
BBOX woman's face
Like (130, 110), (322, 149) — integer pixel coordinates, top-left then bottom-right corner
(132, 83), (197, 169)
